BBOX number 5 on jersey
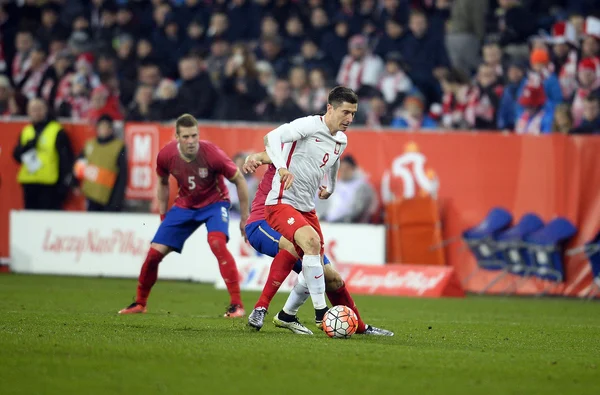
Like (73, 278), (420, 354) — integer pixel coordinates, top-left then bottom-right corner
(188, 176), (196, 190)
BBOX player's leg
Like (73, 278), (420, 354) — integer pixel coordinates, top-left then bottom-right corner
(203, 202), (244, 317)
(119, 207), (196, 314)
(266, 205), (328, 322)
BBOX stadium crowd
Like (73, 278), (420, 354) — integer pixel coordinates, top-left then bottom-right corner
(1, 0), (600, 134)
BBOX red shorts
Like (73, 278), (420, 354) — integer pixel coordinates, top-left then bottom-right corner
(265, 204), (324, 258)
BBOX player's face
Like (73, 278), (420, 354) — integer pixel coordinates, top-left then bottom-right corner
(176, 126), (200, 158)
(329, 102), (358, 132)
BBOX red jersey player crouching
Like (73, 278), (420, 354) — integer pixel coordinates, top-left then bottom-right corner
(118, 114), (249, 317)
(262, 86), (360, 328)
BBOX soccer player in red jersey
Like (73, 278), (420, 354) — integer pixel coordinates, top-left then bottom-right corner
(118, 114), (249, 317)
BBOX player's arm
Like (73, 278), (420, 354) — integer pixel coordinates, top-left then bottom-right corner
(157, 175), (170, 220)
(229, 169), (249, 220)
(242, 151), (272, 174)
(319, 158), (340, 200)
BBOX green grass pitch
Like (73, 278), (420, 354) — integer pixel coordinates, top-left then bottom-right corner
(1, 274), (599, 395)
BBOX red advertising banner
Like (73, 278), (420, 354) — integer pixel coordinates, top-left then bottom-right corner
(1, 120), (599, 299)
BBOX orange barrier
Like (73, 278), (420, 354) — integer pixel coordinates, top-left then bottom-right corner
(2, 120), (600, 298)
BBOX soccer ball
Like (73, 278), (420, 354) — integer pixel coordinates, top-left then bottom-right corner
(323, 305), (358, 339)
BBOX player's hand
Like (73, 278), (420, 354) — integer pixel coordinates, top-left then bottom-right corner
(239, 214), (249, 242)
(318, 186), (332, 200)
(160, 213), (166, 222)
(243, 154), (262, 174)
(278, 168), (294, 190)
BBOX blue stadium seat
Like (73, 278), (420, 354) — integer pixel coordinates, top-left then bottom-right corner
(496, 213), (545, 276)
(524, 217), (577, 284)
(461, 207), (513, 289)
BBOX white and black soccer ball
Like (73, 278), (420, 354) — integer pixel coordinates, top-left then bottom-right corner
(323, 305), (358, 339)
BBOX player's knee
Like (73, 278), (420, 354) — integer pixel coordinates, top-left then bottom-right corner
(150, 243), (171, 256)
(278, 237), (300, 259)
(295, 227), (321, 255)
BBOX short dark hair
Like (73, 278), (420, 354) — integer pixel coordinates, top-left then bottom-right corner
(175, 113), (198, 134)
(341, 155), (357, 167)
(585, 93), (600, 105)
(327, 86), (358, 108)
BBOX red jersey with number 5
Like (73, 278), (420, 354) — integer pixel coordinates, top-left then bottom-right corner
(156, 140), (238, 209)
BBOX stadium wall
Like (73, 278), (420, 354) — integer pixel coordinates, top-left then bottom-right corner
(2, 121), (600, 297)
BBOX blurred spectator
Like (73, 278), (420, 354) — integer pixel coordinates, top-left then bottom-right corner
(17, 44), (48, 100)
(291, 39), (331, 77)
(365, 95), (393, 128)
(227, 0), (262, 41)
(379, 0), (410, 25)
(515, 73), (554, 134)
(13, 98), (74, 210)
(378, 51), (415, 112)
(260, 15), (280, 38)
(482, 41), (505, 80)
(494, 0), (536, 51)
(74, 115), (127, 212)
(153, 79), (180, 121)
(571, 58), (600, 126)
(288, 66), (311, 113)
(176, 0), (207, 32)
(284, 14), (306, 55)
(321, 16), (351, 71)
(86, 84), (123, 123)
(581, 16), (600, 60)
(529, 48), (563, 106)
(153, 12), (186, 78)
(207, 12), (230, 42)
(56, 73), (91, 119)
(256, 60), (277, 95)
(115, 33), (137, 81)
(336, 35), (383, 95)
(0, 4), (17, 74)
(465, 64), (504, 130)
(306, 68), (329, 113)
(217, 44), (266, 121)
(181, 17), (207, 58)
(309, 7), (330, 45)
(206, 37), (231, 87)
(12, 30), (35, 86)
(257, 35), (290, 77)
(261, 78), (305, 123)
(440, 68), (471, 129)
(402, 10), (450, 104)
(115, 4), (141, 38)
(446, 0), (489, 72)
(552, 103), (573, 134)
(548, 21), (579, 100)
(0, 75), (12, 115)
(391, 95), (438, 129)
(375, 17), (405, 58)
(37, 4), (68, 48)
(177, 54), (216, 120)
(497, 60), (527, 130)
(571, 94), (600, 134)
(320, 155), (378, 223)
(126, 84), (155, 122)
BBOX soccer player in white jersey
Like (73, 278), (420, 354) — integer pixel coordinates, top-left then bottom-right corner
(263, 86), (357, 326)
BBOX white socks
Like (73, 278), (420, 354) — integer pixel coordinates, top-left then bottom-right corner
(282, 272), (310, 316)
(301, 254), (327, 310)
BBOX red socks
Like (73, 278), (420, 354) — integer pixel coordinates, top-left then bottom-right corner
(136, 248), (165, 306)
(326, 283), (367, 333)
(255, 249), (298, 310)
(208, 232), (242, 306)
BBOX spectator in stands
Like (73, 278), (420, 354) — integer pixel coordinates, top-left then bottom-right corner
(320, 155), (377, 224)
(38, 50), (72, 112)
(86, 84), (123, 123)
(291, 39), (331, 77)
(257, 35), (290, 78)
(482, 41), (505, 80)
(227, 0), (262, 41)
(74, 115), (127, 212)
(153, 79), (180, 121)
(288, 66), (311, 113)
(402, 10), (450, 104)
(497, 60), (526, 130)
(115, 4), (141, 39)
(206, 11), (230, 43)
(321, 15), (351, 71)
(307, 68), (329, 113)
(0, 75), (11, 115)
(378, 51), (415, 113)
(440, 68), (471, 129)
(284, 14), (306, 55)
(153, 12), (186, 78)
(256, 60), (276, 95)
(375, 17), (405, 58)
(466, 63), (504, 130)
(12, 98), (74, 210)
(261, 78), (305, 123)
(181, 17), (207, 59)
(552, 103), (574, 134)
(336, 34), (383, 95)
(309, 7), (330, 45)
(571, 94), (600, 134)
(494, 0), (536, 56)
(205, 37), (231, 88)
(175, 0), (207, 32)
(37, 4), (68, 49)
(581, 17), (600, 60)
(217, 44), (266, 121)
(126, 84), (155, 122)
(17, 44), (48, 101)
(391, 94), (438, 130)
(515, 73), (554, 134)
(446, 0), (489, 72)
(57, 73), (91, 119)
(572, 58), (600, 126)
(548, 21), (579, 100)
(12, 30), (35, 87)
(529, 47), (563, 106)
(115, 33), (137, 82)
(365, 95), (393, 128)
(177, 54), (216, 120)
(94, 4), (119, 52)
